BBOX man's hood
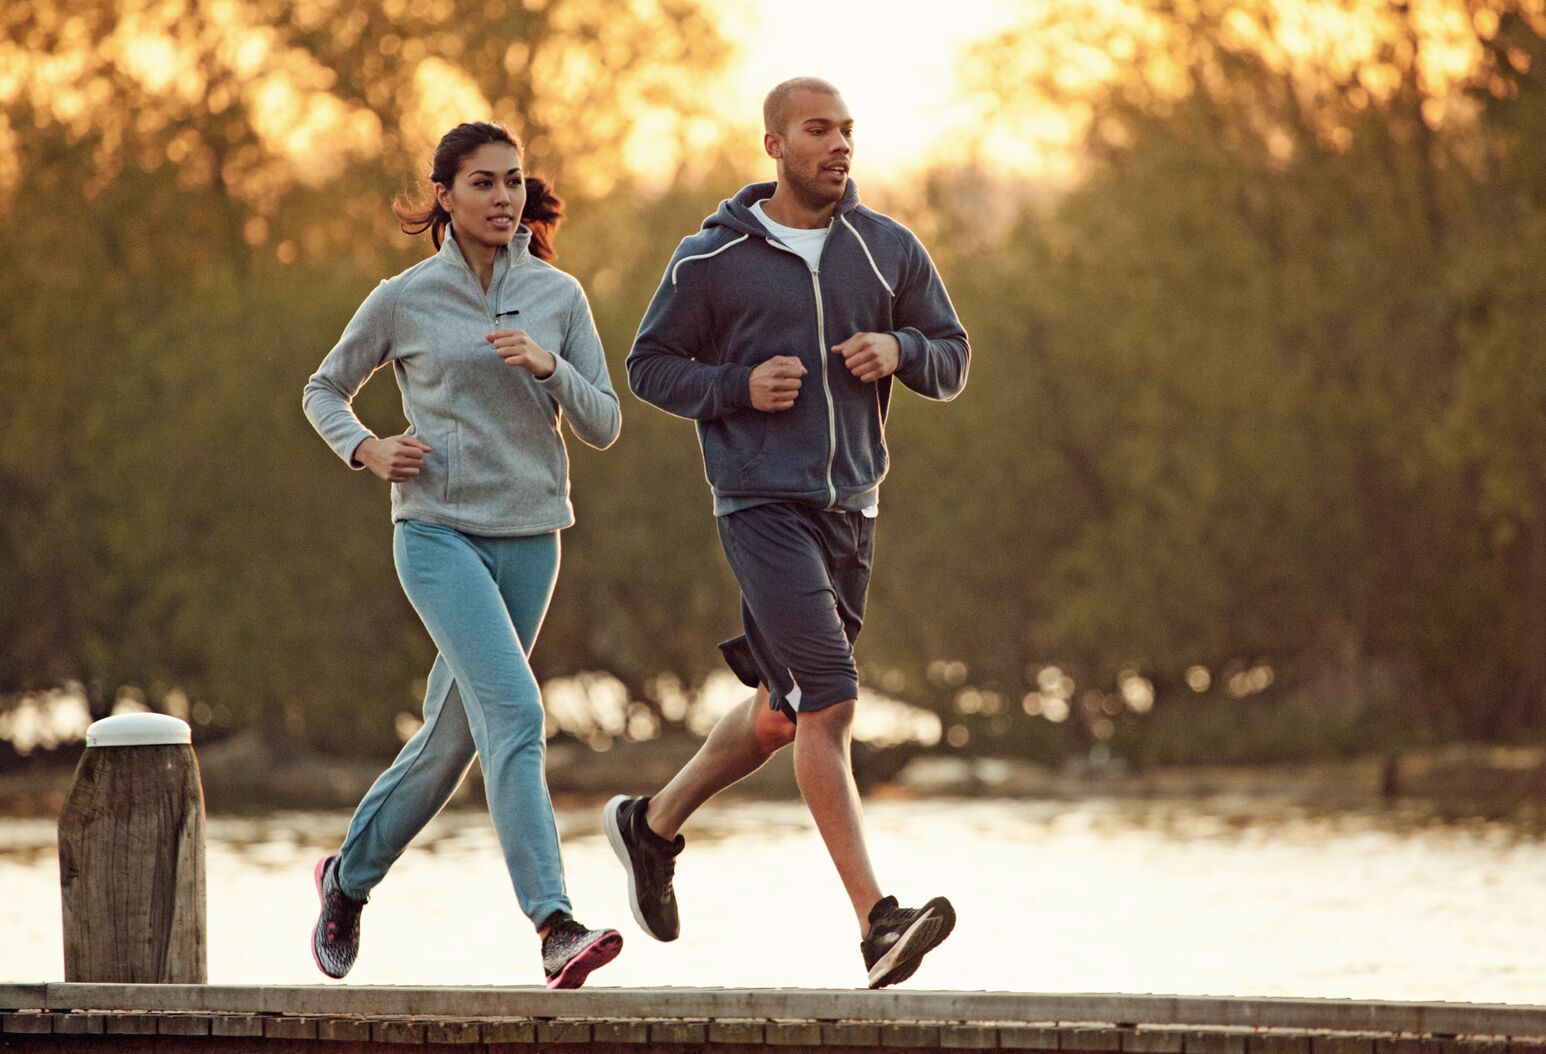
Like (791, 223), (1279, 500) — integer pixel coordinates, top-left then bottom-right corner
(702, 179), (862, 238)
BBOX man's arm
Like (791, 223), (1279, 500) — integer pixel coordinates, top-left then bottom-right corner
(889, 232), (970, 400)
(627, 249), (755, 421)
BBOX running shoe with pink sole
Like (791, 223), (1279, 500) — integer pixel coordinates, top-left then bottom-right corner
(311, 855), (366, 979)
(542, 916), (623, 989)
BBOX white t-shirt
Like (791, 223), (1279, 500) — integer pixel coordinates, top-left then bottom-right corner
(751, 199), (829, 271)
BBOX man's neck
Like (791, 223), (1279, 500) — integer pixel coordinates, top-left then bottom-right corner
(762, 185), (836, 230)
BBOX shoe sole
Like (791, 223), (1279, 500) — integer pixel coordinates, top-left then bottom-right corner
(603, 796), (676, 942)
(866, 897), (956, 989)
(546, 929), (623, 990)
(878, 902), (956, 987)
(310, 855), (348, 980)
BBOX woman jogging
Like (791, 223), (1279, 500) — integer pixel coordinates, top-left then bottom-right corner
(301, 121), (623, 989)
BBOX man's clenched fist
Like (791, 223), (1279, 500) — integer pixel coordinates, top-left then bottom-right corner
(831, 332), (900, 383)
(749, 355), (807, 412)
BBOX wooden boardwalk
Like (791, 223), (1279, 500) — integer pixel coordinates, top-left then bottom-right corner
(4, 985), (1546, 1052)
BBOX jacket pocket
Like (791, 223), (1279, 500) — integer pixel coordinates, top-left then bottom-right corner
(703, 411), (766, 490)
(735, 411), (825, 494)
(731, 415), (770, 483)
(444, 425), (461, 503)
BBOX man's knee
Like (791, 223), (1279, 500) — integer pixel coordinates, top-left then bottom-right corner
(794, 698), (856, 743)
(752, 685), (797, 752)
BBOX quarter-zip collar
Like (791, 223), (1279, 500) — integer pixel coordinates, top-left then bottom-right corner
(442, 224), (532, 314)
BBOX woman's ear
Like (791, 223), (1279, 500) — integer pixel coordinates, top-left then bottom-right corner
(433, 181), (452, 213)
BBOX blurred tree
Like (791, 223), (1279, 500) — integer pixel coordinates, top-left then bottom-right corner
(1444, 5), (1546, 734)
(0, 0), (735, 751)
(6, 0), (1546, 768)
(921, 0), (1546, 755)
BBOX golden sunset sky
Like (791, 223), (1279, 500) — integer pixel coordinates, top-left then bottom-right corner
(0, 0), (1500, 205)
(724, 0), (1034, 178)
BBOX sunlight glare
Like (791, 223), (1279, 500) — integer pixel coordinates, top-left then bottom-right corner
(118, 32), (182, 95)
(727, 0), (1033, 180)
(405, 57), (492, 156)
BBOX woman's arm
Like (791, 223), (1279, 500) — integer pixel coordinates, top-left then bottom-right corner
(534, 281), (622, 450)
(302, 279), (400, 467)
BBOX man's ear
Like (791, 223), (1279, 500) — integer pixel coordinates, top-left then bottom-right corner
(763, 132), (782, 160)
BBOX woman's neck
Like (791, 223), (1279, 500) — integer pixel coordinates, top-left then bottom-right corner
(454, 233), (499, 291)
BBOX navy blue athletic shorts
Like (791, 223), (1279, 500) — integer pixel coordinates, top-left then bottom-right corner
(714, 501), (875, 720)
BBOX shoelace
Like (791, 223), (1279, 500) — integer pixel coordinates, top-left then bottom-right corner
(324, 891), (364, 943)
(870, 905), (916, 937)
(637, 815), (680, 879)
(548, 919), (589, 950)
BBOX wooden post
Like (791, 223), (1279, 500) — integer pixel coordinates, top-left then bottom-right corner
(57, 713), (207, 983)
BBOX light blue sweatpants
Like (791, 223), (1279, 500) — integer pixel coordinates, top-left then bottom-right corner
(334, 519), (570, 928)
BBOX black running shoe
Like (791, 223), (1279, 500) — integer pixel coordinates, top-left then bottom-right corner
(602, 795), (683, 941)
(860, 894), (956, 988)
(311, 855), (366, 979)
(542, 916), (623, 989)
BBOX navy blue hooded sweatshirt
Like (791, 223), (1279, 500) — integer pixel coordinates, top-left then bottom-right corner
(627, 180), (970, 515)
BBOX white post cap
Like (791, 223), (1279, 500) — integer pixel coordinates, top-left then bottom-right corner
(86, 713), (192, 748)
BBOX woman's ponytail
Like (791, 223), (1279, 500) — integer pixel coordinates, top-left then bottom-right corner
(520, 176), (564, 262)
(392, 197), (454, 248)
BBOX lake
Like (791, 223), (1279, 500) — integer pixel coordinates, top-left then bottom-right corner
(4, 796), (1544, 999)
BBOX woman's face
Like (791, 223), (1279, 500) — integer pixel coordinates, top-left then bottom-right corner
(436, 141), (527, 252)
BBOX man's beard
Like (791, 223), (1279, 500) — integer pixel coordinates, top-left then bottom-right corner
(786, 164), (845, 210)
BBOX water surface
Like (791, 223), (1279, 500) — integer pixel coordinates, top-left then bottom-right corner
(5, 797), (1543, 999)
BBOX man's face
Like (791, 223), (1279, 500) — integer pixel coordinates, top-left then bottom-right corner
(767, 89), (854, 209)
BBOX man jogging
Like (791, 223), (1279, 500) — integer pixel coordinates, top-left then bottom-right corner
(609, 77), (969, 988)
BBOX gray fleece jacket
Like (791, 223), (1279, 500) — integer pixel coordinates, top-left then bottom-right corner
(303, 226), (620, 536)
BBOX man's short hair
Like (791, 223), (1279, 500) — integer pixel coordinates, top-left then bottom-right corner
(763, 77), (841, 135)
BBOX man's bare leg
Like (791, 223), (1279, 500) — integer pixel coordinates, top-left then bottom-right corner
(793, 699), (884, 934)
(645, 683), (796, 839)
(604, 683), (797, 943)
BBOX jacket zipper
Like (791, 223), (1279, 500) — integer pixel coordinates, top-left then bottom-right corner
(766, 238), (839, 509)
(484, 259), (506, 324)
(448, 237), (505, 324)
